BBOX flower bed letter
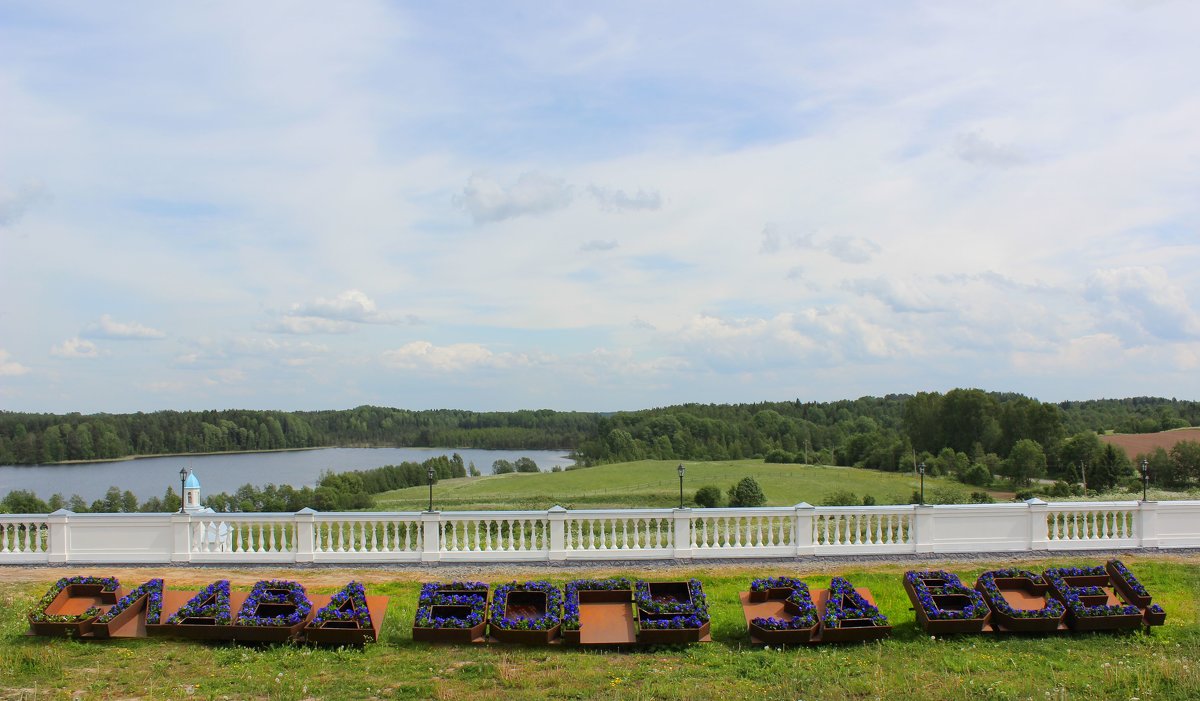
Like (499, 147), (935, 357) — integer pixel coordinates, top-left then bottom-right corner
(28, 575), (120, 637)
(636, 579), (710, 644)
(413, 581), (489, 644)
(903, 571), (990, 635)
(489, 580), (563, 644)
(820, 576), (890, 642)
(975, 569), (1065, 633)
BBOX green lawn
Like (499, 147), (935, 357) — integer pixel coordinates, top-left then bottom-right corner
(373, 459), (984, 511)
(2, 556), (1197, 700)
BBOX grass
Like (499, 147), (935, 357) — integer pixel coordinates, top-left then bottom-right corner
(372, 459), (987, 511)
(1, 555), (1198, 699)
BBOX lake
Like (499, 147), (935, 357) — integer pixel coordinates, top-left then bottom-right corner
(0, 447), (576, 503)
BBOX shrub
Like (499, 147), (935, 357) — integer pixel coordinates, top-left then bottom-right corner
(822, 489), (859, 506)
(728, 477), (766, 507)
(968, 491), (994, 503)
(861, 495), (876, 506)
(694, 485), (723, 508)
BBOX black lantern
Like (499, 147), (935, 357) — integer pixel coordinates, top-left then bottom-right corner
(427, 466), (436, 512)
(1140, 458), (1149, 502)
(178, 468), (188, 513)
(677, 464), (686, 509)
(917, 462), (926, 505)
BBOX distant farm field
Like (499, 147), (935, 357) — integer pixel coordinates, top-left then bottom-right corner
(1101, 427), (1200, 458)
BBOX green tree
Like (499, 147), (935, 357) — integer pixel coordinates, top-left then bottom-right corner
(1169, 440), (1200, 487)
(492, 459), (515, 475)
(728, 477), (766, 507)
(514, 457), (540, 473)
(693, 485), (723, 508)
(1004, 439), (1047, 487)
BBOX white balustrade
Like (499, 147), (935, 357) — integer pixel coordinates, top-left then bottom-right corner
(0, 516), (49, 562)
(1045, 502), (1139, 550)
(566, 509), (674, 559)
(0, 500), (1193, 564)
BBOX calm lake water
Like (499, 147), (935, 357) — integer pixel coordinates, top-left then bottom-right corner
(0, 447), (575, 502)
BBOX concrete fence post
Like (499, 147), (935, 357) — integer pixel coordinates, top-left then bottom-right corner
(421, 511), (442, 563)
(1027, 498), (1049, 551)
(794, 502), (815, 556)
(295, 508), (317, 563)
(547, 505), (568, 561)
(169, 512), (192, 563)
(913, 505), (935, 553)
(47, 509), (71, 564)
(1138, 500), (1159, 548)
(672, 508), (693, 560)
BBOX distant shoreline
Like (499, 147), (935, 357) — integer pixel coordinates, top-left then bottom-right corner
(17, 445), (573, 467)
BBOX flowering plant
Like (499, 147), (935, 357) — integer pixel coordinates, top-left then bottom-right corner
(639, 614), (707, 630)
(749, 577), (817, 630)
(1043, 567), (1140, 618)
(823, 577), (888, 628)
(237, 580), (312, 627)
(636, 579), (710, 630)
(489, 581), (563, 631)
(1108, 560), (1150, 597)
(414, 581), (488, 629)
(563, 577), (633, 630)
(29, 576), (120, 623)
(167, 580), (232, 625)
(976, 570), (1064, 619)
(312, 581), (372, 629)
(904, 571), (988, 621)
(96, 578), (164, 625)
(1147, 603), (1165, 614)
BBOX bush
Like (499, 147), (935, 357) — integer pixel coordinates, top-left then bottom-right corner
(861, 495), (876, 506)
(822, 489), (859, 506)
(693, 485), (723, 508)
(968, 491), (995, 504)
(727, 477), (766, 507)
(960, 463), (993, 487)
(764, 449), (790, 464)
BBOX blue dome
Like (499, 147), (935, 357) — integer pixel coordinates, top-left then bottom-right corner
(184, 472), (201, 489)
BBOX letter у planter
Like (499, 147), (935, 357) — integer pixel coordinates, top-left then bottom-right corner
(562, 578), (636, 646)
(818, 577), (891, 643)
(903, 571), (991, 635)
(92, 579), (165, 639)
(635, 579), (711, 645)
(28, 576), (120, 637)
(975, 570), (1065, 633)
(741, 577), (820, 644)
(304, 581), (387, 646)
(229, 580), (314, 642)
(488, 581), (563, 645)
(412, 582), (489, 644)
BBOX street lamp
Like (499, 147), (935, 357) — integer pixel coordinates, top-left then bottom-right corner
(1140, 458), (1149, 502)
(427, 466), (436, 512)
(178, 468), (188, 513)
(677, 463), (686, 509)
(917, 462), (926, 505)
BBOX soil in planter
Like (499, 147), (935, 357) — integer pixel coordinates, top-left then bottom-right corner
(503, 591), (546, 621)
(981, 579), (1067, 633)
(252, 603), (298, 619)
(645, 582), (691, 607)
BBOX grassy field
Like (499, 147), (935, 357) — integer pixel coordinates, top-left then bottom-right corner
(372, 460), (986, 511)
(1, 555), (1197, 700)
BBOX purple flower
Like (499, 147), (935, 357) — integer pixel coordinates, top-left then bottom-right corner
(237, 580), (312, 627)
(904, 571), (988, 621)
(312, 581), (372, 629)
(29, 576), (121, 624)
(489, 581), (564, 631)
(167, 580), (232, 625)
(97, 578), (164, 624)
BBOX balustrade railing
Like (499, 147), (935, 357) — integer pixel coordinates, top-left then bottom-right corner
(0, 500), (1194, 565)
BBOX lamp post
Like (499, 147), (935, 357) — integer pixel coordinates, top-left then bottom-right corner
(427, 466), (436, 512)
(178, 468), (188, 513)
(917, 462), (926, 505)
(677, 463), (686, 509)
(1140, 458), (1149, 502)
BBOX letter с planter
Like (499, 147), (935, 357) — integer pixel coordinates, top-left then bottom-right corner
(819, 577), (891, 642)
(741, 576), (820, 644)
(304, 581), (386, 646)
(635, 579), (711, 644)
(975, 569), (1066, 633)
(412, 582), (489, 644)
(562, 577), (635, 646)
(488, 580), (563, 645)
(27, 576), (120, 637)
(903, 571), (990, 635)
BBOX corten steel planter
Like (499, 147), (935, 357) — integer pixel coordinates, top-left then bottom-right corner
(91, 591), (153, 640)
(748, 587), (794, 604)
(229, 599), (313, 642)
(637, 617), (710, 645)
(976, 579), (1064, 633)
(147, 590), (247, 640)
(747, 619), (819, 644)
(640, 582), (692, 610)
(28, 583), (119, 637)
(304, 595), (388, 646)
(1046, 573), (1142, 633)
(1144, 608), (1167, 626)
(491, 590), (559, 645)
(412, 605), (487, 644)
(903, 578), (990, 635)
(563, 588), (635, 646)
(740, 588), (820, 645)
(815, 587), (891, 643)
(1106, 562), (1152, 608)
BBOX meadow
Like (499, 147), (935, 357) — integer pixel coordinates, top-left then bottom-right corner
(1, 555), (1197, 700)
(371, 459), (986, 511)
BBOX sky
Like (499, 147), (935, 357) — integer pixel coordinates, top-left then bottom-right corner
(1, 1), (1199, 414)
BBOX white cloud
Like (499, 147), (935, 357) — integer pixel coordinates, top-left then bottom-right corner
(271, 290), (414, 334)
(953, 132), (1028, 168)
(85, 314), (166, 340)
(842, 277), (942, 314)
(381, 341), (537, 373)
(589, 185), (662, 212)
(51, 337), (101, 359)
(0, 181), (48, 226)
(757, 225), (880, 264)
(0, 349), (30, 376)
(455, 172), (573, 224)
(1085, 267), (1200, 341)
(580, 239), (618, 251)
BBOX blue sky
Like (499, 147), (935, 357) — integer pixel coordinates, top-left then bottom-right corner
(2, 1), (1199, 413)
